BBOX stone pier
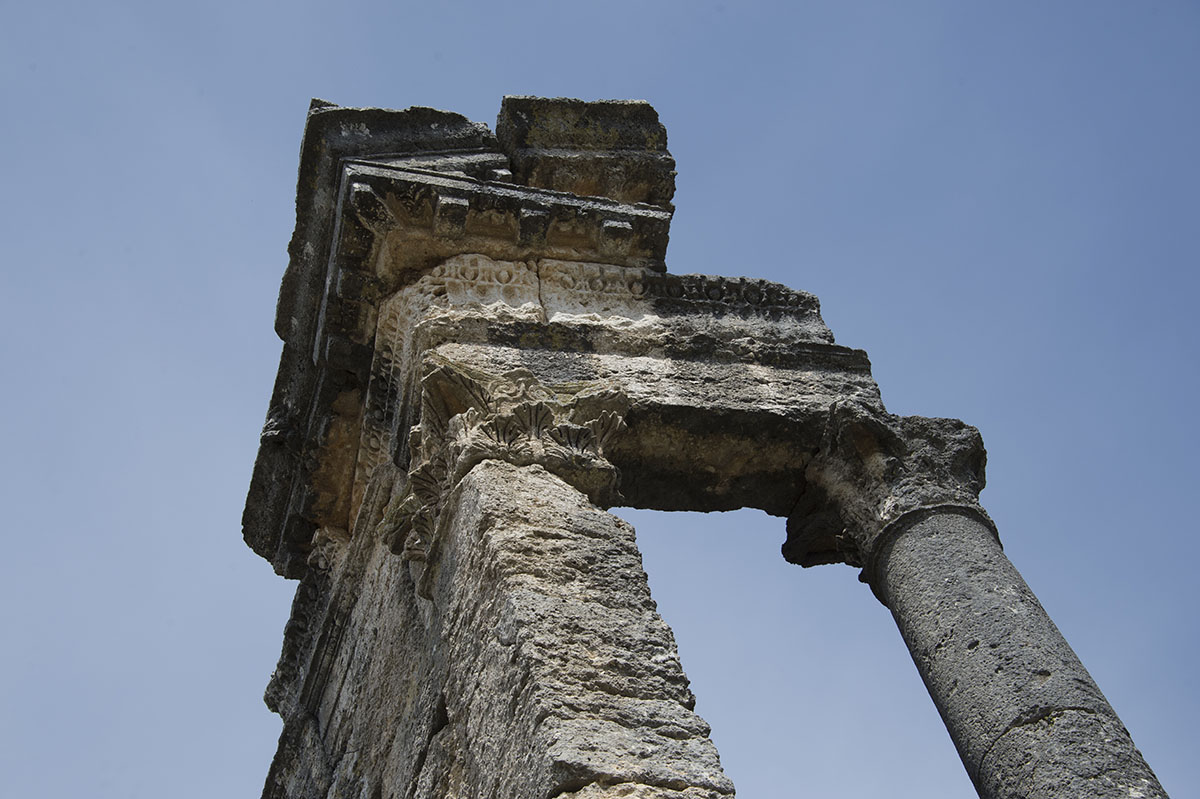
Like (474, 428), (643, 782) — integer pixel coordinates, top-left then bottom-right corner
(244, 96), (1168, 798)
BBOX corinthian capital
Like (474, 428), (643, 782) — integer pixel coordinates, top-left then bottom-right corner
(786, 402), (992, 573)
(377, 356), (629, 592)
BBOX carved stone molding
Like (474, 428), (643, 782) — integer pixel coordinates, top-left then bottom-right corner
(377, 355), (629, 592)
(426, 253), (541, 307)
(785, 402), (992, 579)
(352, 252), (844, 525)
(353, 254), (544, 514)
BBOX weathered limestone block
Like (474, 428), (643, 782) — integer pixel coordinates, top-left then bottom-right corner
(261, 456), (733, 799)
(496, 96), (677, 208)
(434, 460), (732, 796)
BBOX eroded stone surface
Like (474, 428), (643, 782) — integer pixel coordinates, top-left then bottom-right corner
(978, 708), (1164, 799)
(247, 97), (1169, 799)
(263, 459), (732, 799)
(496, 96), (676, 208)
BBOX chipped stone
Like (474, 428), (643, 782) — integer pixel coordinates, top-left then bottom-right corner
(244, 97), (1169, 799)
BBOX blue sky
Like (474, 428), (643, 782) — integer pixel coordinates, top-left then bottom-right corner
(1, 2), (1196, 796)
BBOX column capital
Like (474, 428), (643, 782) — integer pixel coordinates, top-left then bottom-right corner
(785, 402), (993, 579)
(378, 354), (630, 593)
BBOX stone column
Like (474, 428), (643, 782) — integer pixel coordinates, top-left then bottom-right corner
(789, 405), (1168, 799)
(876, 508), (1164, 798)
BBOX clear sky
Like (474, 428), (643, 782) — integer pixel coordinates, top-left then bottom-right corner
(1, 2), (1196, 797)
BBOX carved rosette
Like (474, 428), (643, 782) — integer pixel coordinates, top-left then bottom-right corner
(377, 356), (628, 586)
(786, 402), (992, 580)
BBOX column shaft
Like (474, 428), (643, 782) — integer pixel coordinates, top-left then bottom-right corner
(873, 509), (1166, 799)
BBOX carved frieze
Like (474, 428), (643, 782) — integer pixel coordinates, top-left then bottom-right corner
(539, 259), (649, 317)
(426, 253), (540, 307)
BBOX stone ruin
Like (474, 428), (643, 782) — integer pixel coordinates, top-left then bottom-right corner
(243, 97), (1168, 799)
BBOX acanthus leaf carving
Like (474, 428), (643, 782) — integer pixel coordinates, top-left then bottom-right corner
(511, 401), (555, 440)
(587, 409), (627, 456)
(420, 364), (493, 435)
(546, 422), (595, 456)
(378, 356), (630, 596)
